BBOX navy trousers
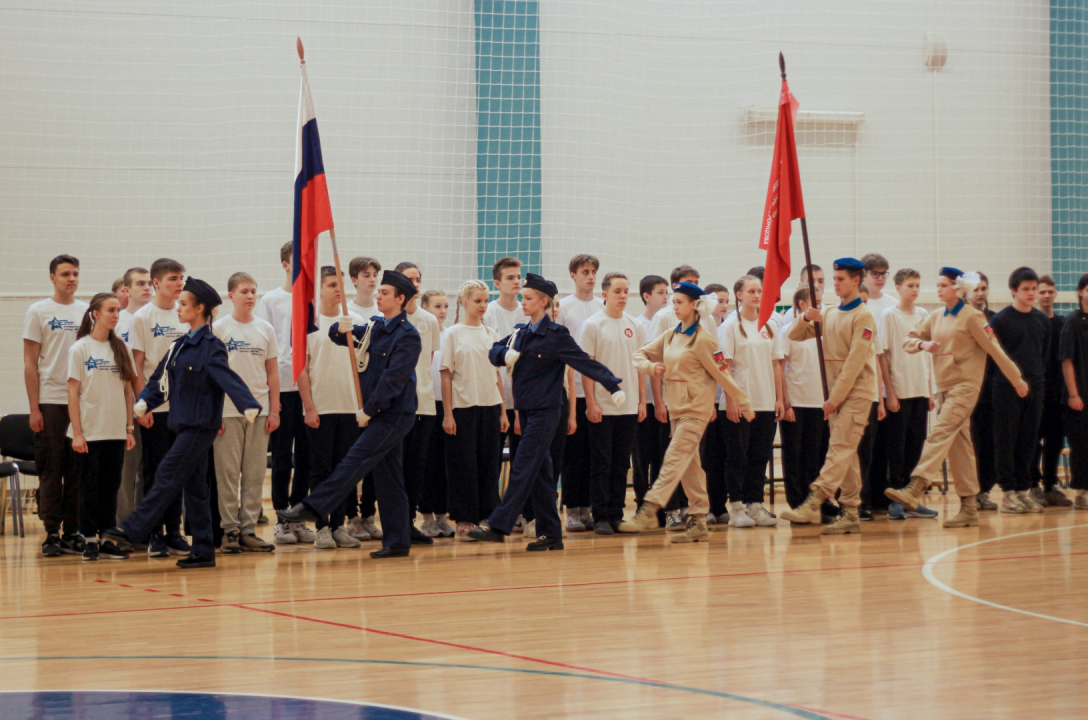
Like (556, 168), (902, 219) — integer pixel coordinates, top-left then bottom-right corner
(305, 412), (415, 551)
(488, 407), (562, 540)
(121, 428), (219, 560)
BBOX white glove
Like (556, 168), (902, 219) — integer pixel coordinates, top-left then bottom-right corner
(338, 316), (353, 335)
(356, 408), (371, 428)
(504, 349), (520, 369)
(244, 407), (259, 424)
(611, 390), (626, 408)
(134, 399), (148, 417)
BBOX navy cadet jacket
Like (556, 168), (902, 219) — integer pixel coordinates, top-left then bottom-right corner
(489, 315), (622, 411)
(329, 311), (421, 418)
(140, 324), (261, 432)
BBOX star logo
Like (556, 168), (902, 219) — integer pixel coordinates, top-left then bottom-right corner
(151, 323), (171, 338)
(84, 356), (104, 371)
(226, 337), (241, 352)
(47, 316), (65, 331)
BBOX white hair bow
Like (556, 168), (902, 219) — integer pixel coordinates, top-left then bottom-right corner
(956, 271), (980, 296)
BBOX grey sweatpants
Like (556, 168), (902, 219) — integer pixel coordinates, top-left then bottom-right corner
(214, 417), (270, 534)
(116, 424), (143, 523)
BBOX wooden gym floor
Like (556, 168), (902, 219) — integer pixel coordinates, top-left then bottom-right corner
(1, 489), (1085, 719)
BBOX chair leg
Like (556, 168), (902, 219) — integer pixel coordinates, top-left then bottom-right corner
(13, 471), (24, 539)
(0, 474), (8, 536)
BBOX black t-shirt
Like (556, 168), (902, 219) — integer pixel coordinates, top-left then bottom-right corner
(1044, 313), (1065, 399)
(989, 305), (1050, 385)
(1059, 309), (1088, 403)
(977, 307), (996, 405)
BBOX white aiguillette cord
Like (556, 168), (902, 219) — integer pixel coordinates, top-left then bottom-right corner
(505, 327), (522, 376)
(158, 337), (185, 402)
(354, 321), (375, 372)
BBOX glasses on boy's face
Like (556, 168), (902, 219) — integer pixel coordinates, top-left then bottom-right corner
(869, 271), (889, 279)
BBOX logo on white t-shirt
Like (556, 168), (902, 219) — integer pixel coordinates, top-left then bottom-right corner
(151, 323), (175, 338)
(84, 356), (119, 374)
(47, 316), (78, 332)
(624, 327), (633, 338)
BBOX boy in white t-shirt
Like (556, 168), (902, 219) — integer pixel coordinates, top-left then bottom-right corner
(632, 275), (668, 514)
(558, 254), (605, 531)
(115, 266), (153, 523)
(117, 267), (153, 345)
(581, 273), (646, 534)
(348, 256), (381, 320)
(297, 267), (366, 550)
(23, 254), (89, 556)
(861, 253), (898, 320)
(781, 264), (826, 326)
(130, 258), (191, 557)
(213, 273), (281, 553)
(483, 257), (529, 459)
(256, 241), (315, 545)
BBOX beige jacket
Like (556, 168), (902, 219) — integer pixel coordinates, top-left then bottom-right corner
(904, 302), (1022, 392)
(634, 325), (751, 422)
(789, 301), (876, 407)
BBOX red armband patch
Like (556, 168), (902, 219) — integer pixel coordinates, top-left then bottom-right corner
(984, 324), (995, 340)
(862, 328), (873, 340)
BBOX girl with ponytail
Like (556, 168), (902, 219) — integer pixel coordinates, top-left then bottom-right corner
(67, 292), (137, 561)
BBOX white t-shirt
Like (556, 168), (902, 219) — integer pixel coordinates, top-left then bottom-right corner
(730, 307), (785, 328)
(718, 314), (784, 413)
(130, 302), (189, 413)
(23, 298), (89, 405)
(578, 311), (644, 415)
(441, 323), (503, 409)
(348, 300), (378, 321)
(212, 314), (279, 418)
(67, 336), (134, 442)
(780, 322), (825, 409)
(878, 305), (933, 400)
(636, 313), (655, 403)
(780, 303), (825, 327)
(483, 300), (530, 407)
(407, 306), (442, 416)
(869, 325), (884, 403)
(117, 308), (137, 345)
(432, 329), (447, 404)
(865, 291), (899, 320)
(255, 286), (297, 393)
(307, 311), (363, 415)
(558, 295), (605, 398)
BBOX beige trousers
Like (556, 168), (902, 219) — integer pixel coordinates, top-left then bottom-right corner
(644, 416), (710, 516)
(911, 383), (980, 497)
(214, 417), (271, 534)
(812, 395), (871, 508)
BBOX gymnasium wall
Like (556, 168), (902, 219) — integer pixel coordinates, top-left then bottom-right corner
(0, 1), (1059, 411)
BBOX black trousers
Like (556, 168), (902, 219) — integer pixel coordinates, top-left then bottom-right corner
(973, 394), (997, 494)
(780, 406), (828, 509)
(1036, 394), (1065, 491)
(402, 414), (436, 524)
(445, 405), (502, 524)
(702, 413), (728, 518)
(420, 401), (448, 515)
(883, 396), (929, 493)
(34, 404), (79, 535)
(587, 414), (637, 526)
(561, 397), (592, 508)
(1063, 406), (1088, 491)
(631, 404), (665, 509)
(857, 402), (880, 508)
(269, 391), (311, 510)
(141, 414), (183, 535)
(723, 410), (777, 505)
(993, 381), (1046, 492)
(77, 439), (125, 538)
(306, 414), (361, 530)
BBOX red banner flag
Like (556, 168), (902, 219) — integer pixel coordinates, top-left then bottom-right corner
(757, 79), (804, 330)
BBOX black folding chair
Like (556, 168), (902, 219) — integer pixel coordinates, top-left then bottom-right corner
(0, 414), (38, 538)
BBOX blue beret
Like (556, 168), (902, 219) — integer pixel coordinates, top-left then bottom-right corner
(182, 278), (222, 309)
(939, 267), (964, 281)
(381, 270), (417, 302)
(524, 273), (558, 298)
(833, 258), (865, 271)
(672, 281), (703, 300)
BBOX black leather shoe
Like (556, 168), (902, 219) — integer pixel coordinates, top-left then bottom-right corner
(526, 536), (564, 551)
(410, 526), (434, 545)
(468, 527), (505, 543)
(370, 547), (410, 559)
(103, 526), (135, 552)
(277, 502), (321, 524)
(176, 555), (216, 569)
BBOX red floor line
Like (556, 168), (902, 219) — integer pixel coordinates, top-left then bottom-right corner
(790, 706), (870, 720)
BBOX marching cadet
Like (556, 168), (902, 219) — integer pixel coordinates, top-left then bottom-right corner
(278, 271), (422, 559)
(886, 267), (1027, 528)
(469, 273), (623, 550)
(105, 278), (262, 569)
(780, 258), (877, 535)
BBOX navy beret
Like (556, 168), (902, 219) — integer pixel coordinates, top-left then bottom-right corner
(182, 278), (222, 309)
(524, 273), (558, 298)
(833, 257), (865, 271)
(381, 270), (417, 302)
(939, 266), (964, 281)
(672, 281), (703, 300)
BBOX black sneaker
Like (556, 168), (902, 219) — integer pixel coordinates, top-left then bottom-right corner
(176, 555), (215, 569)
(165, 532), (191, 556)
(82, 541), (99, 562)
(60, 533), (85, 555)
(410, 526), (434, 546)
(148, 533), (170, 558)
(859, 506), (874, 522)
(99, 540), (130, 560)
(41, 533), (63, 557)
(527, 536), (564, 551)
(593, 521), (614, 536)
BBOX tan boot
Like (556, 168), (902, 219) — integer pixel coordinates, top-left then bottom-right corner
(943, 495), (979, 528)
(780, 488), (829, 525)
(617, 501), (661, 534)
(670, 515), (708, 543)
(885, 477), (928, 510)
(821, 507), (861, 535)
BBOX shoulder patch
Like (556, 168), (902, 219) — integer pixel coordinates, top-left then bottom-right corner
(984, 324), (996, 340)
(862, 328), (873, 340)
(713, 351), (725, 364)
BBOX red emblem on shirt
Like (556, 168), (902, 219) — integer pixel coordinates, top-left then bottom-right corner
(984, 324), (995, 340)
(713, 351), (725, 364)
(760, 328), (772, 339)
(624, 327), (634, 338)
(862, 328), (873, 340)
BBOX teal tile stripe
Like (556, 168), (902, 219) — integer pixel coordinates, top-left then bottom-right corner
(475, 0), (541, 287)
(1052, 0), (1088, 290)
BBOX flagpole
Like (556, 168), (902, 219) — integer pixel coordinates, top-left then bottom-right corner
(781, 53), (829, 401)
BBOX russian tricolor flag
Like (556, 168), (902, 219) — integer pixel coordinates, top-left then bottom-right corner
(291, 61), (334, 384)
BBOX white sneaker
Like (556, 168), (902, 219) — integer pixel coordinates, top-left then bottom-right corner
(1075, 490), (1088, 510)
(274, 522), (298, 545)
(349, 516), (372, 541)
(565, 510), (586, 532)
(1000, 492), (1026, 514)
(523, 519), (537, 540)
(665, 510), (685, 531)
(290, 522), (316, 543)
(420, 514), (442, 538)
(456, 522), (478, 541)
(332, 525), (361, 548)
(746, 503), (778, 527)
(435, 514), (455, 537)
(728, 502), (755, 528)
(362, 516), (383, 540)
(314, 526), (336, 550)
(1018, 490), (1044, 514)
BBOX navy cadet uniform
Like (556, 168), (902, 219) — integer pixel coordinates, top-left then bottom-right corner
(474, 273), (623, 548)
(285, 271), (422, 557)
(110, 279), (260, 565)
